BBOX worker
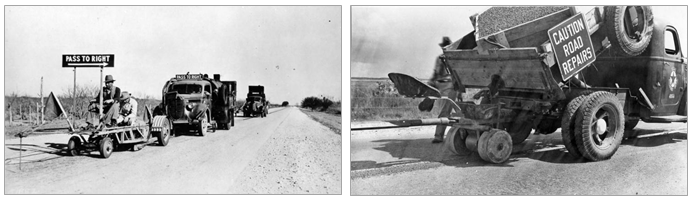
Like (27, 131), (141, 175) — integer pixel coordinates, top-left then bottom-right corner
(91, 74), (121, 126)
(115, 91), (138, 126)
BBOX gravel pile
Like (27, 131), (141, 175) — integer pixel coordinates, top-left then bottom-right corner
(476, 6), (569, 38)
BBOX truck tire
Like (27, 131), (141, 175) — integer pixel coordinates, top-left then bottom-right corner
(98, 137), (114, 159)
(505, 111), (533, 144)
(604, 6), (654, 57)
(574, 91), (625, 161)
(561, 93), (591, 158)
(198, 112), (209, 136)
(152, 116), (171, 146)
(444, 127), (472, 155)
(477, 129), (513, 164)
(67, 136), (82, 156)
(229, 109), (235, 127)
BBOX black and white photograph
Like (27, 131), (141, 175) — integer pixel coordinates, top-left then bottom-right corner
(351, 6), (687, 195)
(4, 6), (342, 194)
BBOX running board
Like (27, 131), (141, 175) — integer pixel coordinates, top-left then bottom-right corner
(642, 115), (688, 123)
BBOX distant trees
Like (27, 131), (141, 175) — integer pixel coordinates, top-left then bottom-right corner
(301, 96), (334, 111)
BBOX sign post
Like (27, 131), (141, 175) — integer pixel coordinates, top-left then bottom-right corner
(548, 13), (596, 81)
(62, 54), (115, 124)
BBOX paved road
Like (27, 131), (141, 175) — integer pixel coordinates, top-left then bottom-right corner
(5, 107), (341, 194)
(350, 121), (687, 195)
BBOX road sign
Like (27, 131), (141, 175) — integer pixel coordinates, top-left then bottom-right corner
(62, 54), (115, 67)
(548, 13), (596, 81)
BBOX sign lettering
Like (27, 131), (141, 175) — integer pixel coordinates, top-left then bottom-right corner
(62, 54), (115, 67)
(548, 14), (596, 81)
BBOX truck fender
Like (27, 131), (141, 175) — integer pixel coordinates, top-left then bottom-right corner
(190, 104), (209, 119)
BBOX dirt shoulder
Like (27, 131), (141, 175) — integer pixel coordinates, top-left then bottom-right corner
(299, 108), (341, 135)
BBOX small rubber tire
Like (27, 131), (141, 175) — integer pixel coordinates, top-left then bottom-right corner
(574, 91), (625, 161)
(99, 137), (114, 159)
(444, 127), (472, 155)
(67, 136), (82, 156)
(477, 129), (513, 164)
(604, 6), (654, 57)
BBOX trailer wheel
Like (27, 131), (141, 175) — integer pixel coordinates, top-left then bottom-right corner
(604, 6), (654, 57)
(152, 116), (171, 146)
(477, 129), (513, 164)
(98, 137), (114, 159)
(575, 91), (625, 161)
(67, 136), (82, 156)
(444, 127), (472, 155)
(561, 92), (593, 158)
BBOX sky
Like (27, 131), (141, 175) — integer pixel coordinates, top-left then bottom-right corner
(4, 6), (342, 104)
(351, 6), (688, 79)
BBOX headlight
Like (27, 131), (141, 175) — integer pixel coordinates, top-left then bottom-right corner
(185, 104), (193, 111)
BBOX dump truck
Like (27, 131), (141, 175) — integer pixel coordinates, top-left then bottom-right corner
(154, 73), (237, 136)
(242, 85), (268, 117)
(381, 6), (686, 163)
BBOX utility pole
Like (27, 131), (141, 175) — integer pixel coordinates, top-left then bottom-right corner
(40, 77), (44, 124)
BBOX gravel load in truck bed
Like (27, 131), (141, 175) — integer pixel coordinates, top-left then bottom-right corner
(476, 6), (569, 39)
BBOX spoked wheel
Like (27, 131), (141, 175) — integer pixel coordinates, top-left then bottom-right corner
(67, 136), (82, 156)
(444, 127), (472, 155)
(155, 118), (171, 146)
(574, 92), (625, 161)
(477, 129), (513, 164)
(98, 137), (114, 159)
(198, 113), (209, 136)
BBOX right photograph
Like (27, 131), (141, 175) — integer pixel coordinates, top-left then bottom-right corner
(351, 6), (687, 195)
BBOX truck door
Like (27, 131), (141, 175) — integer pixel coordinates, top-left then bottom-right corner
(659, 26), (686, 108)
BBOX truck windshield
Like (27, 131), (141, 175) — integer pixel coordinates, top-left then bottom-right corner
(170, 84), (203, 94)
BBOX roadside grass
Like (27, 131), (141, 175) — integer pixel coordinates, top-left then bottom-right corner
(300, 103), (341, 135)
(351, 78), (479, 122)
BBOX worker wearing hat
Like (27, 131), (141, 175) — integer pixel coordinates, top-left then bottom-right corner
(92, 75), (121, 126)
(115, 91), (138, 126)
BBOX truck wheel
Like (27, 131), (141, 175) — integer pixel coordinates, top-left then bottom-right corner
(604, 6), (654, 57)
(505, 111), (533, 144)
(574, 91), (625, 161)
(67, 136), (82, 156)
(229, 110), (235, 127)
(477, 129), (513, 164)
(560, 91), (593, 158)
(198, 113), (209, 136)
(98, 137), (114, 159)
(444, 127), (472, 155)
(153, 116), (171, 146)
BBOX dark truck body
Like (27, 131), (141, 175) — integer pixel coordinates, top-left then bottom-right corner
(155, 74), (237, 135)
(243, 85), (268, 117)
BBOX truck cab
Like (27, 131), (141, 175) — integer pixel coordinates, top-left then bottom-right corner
(155, 73), (237, 136)
(584, 19), (687, 123)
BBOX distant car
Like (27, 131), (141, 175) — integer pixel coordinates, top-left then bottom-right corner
(281, 101), (289, 107)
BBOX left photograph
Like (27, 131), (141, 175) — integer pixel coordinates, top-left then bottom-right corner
(4, 6), (342, 194)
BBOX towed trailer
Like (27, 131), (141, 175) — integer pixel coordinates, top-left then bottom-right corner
(66, 106), (172, 158)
